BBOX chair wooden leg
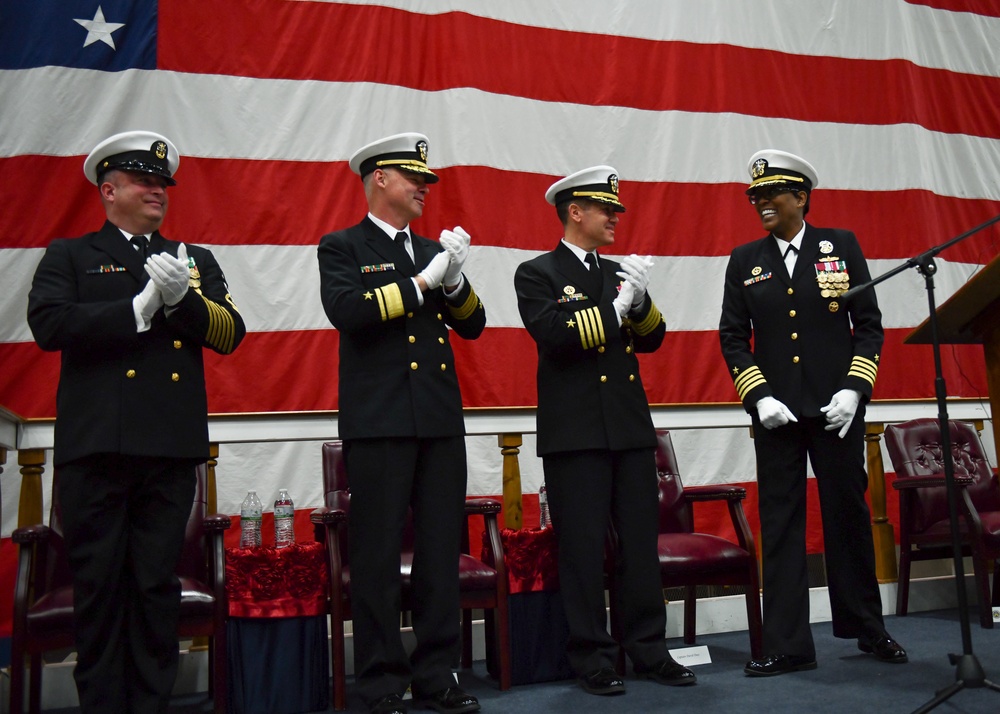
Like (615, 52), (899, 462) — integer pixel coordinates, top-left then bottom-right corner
(896, 549), (912, 616)
(461, 608), (473, 669)
(332, 619), (347, 711)
(683, 586), (696, 645)
(214, 632), (228, 714)
(494, 600), (511, 691)
(972, 557), (995, 629)
(9, 650), (24, 714)
(29, 653), (42, 714)
(744, 588), (763, 659)
(992, 559), (1000, 607)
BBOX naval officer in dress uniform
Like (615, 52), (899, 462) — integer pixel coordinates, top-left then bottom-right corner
(27, 130), (245, 713)
(514, 166), (696, 696)
(719, 149), (907, 676)
(317, 133), (486, 714)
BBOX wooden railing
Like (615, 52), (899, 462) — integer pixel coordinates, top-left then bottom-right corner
(2, 400), (993, 583)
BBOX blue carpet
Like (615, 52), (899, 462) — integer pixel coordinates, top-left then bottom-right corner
(44, 608), (1000, 713)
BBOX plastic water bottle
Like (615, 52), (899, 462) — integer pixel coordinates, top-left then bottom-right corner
(240, 490), (263, 548)
(274, 489), (295, 549)
(539, 484), (551, 530)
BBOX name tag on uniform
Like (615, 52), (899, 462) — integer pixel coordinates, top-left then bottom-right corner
(360, 263), (396, 274)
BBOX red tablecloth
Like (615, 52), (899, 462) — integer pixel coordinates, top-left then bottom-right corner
(487, 527), (560, 594)
(225, 541), (328, 618)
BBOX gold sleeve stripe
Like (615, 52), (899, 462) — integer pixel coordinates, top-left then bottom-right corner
(733, 365), (767, 400)
(632, 302), (663, 336)
(374, 283), (405, 322)
(447, 286), (480, 321)
(848, 356), (879, 386)
(201, 295), (236, 354)
(575, 306), (605, 350)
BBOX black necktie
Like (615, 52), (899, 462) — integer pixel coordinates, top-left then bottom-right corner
(394, 231), (413, 267)
(131, 235), (148, 259)
(782, 243), (797, 274)
(584, 252), (602, 294)
(585, 253), (598, 271)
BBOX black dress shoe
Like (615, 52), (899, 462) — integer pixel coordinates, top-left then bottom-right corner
(579, 667), (626, 695)
(859, 635), (908, 663)
(635, 656), (697, 686)
(744, 654), (818, 677)
(413, 687), (480, 713)
(370, 693), (407, 714)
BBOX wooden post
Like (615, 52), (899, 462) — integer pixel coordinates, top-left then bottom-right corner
(866, 422), (897, 583)
(206, 442), (219, 515)
(17, 448), (46, 528)
(498, 433), (523, 530)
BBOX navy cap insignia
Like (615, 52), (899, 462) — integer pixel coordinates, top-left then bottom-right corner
(155, 141), (167, 160)
(819, 240), (834, 254)
(416, 140), (428, 163)
(609, 174), (619, 195)
(751, 158), (767, 179)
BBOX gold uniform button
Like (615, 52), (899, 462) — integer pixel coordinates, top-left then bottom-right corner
(625, 346), (633, 354)
(789, 309), (797, 318)
(787, 288), (794, 295)
(792, 356), (800, 364)
(173, 340), (182, 349)
(597, 346), (605, 353)
(437, 313), (443, 320)
(171, 372), (180, 381)
(126, 369), (136, 378)
(791, 332), (798, 340)
(629, 374), (636, 382)
(407, 312), (414, 318)
(440, 364), (447, 371)
(408, 336), (416, 343)
(410, 362), (418, 371)
(438, 337), (445, 344)
(600, 376), (608, 383)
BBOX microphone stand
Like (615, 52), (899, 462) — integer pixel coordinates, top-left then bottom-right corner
(842, 213), (1000, 713)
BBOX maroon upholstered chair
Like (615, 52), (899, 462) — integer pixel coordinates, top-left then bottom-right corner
(310, 440), (511, 712)
(608, 429), (763, 667)
(884, 418), (1000, 628)
(9, 464), (230, 714)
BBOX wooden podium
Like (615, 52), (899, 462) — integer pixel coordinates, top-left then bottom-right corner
(905, 252), (1000, 463)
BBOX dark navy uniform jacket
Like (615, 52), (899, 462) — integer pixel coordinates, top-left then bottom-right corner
(317, 217), (486, 440)
(28, 221), (245, 466)
(515, 241), (666, 456)
(719, 224), (883, 417)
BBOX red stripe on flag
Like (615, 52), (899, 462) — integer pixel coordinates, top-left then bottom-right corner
(158, 0), (1000, 138)
(1, 327), (989, 419)
(3, 156), (999, 263)
(904, 0), (1000, 16)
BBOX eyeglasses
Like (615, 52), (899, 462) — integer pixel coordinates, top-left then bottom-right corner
(747, 186), (799, 205)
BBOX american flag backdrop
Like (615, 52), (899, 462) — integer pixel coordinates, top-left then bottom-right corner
(1, 0), (999, 639)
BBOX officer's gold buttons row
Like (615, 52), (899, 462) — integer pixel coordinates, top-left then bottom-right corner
(409, 363), (448, 371)
(408, 335), (447, 345)
(125, 370), (181, 381)
(599, 374), (636, 383)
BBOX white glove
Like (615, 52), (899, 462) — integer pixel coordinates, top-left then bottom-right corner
(417, 249), (451, 291)
(821, 388), (861, 438)
(132, 278), (164, 330)
(439, 226), (470, 287)
(756, 396), (798, 429)
(616, 254), (653, 306)
(612, 278), (635, 317)
(145, 243), (190, 306)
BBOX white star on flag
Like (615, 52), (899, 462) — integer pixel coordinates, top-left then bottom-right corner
(74, 6), (125, 50)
